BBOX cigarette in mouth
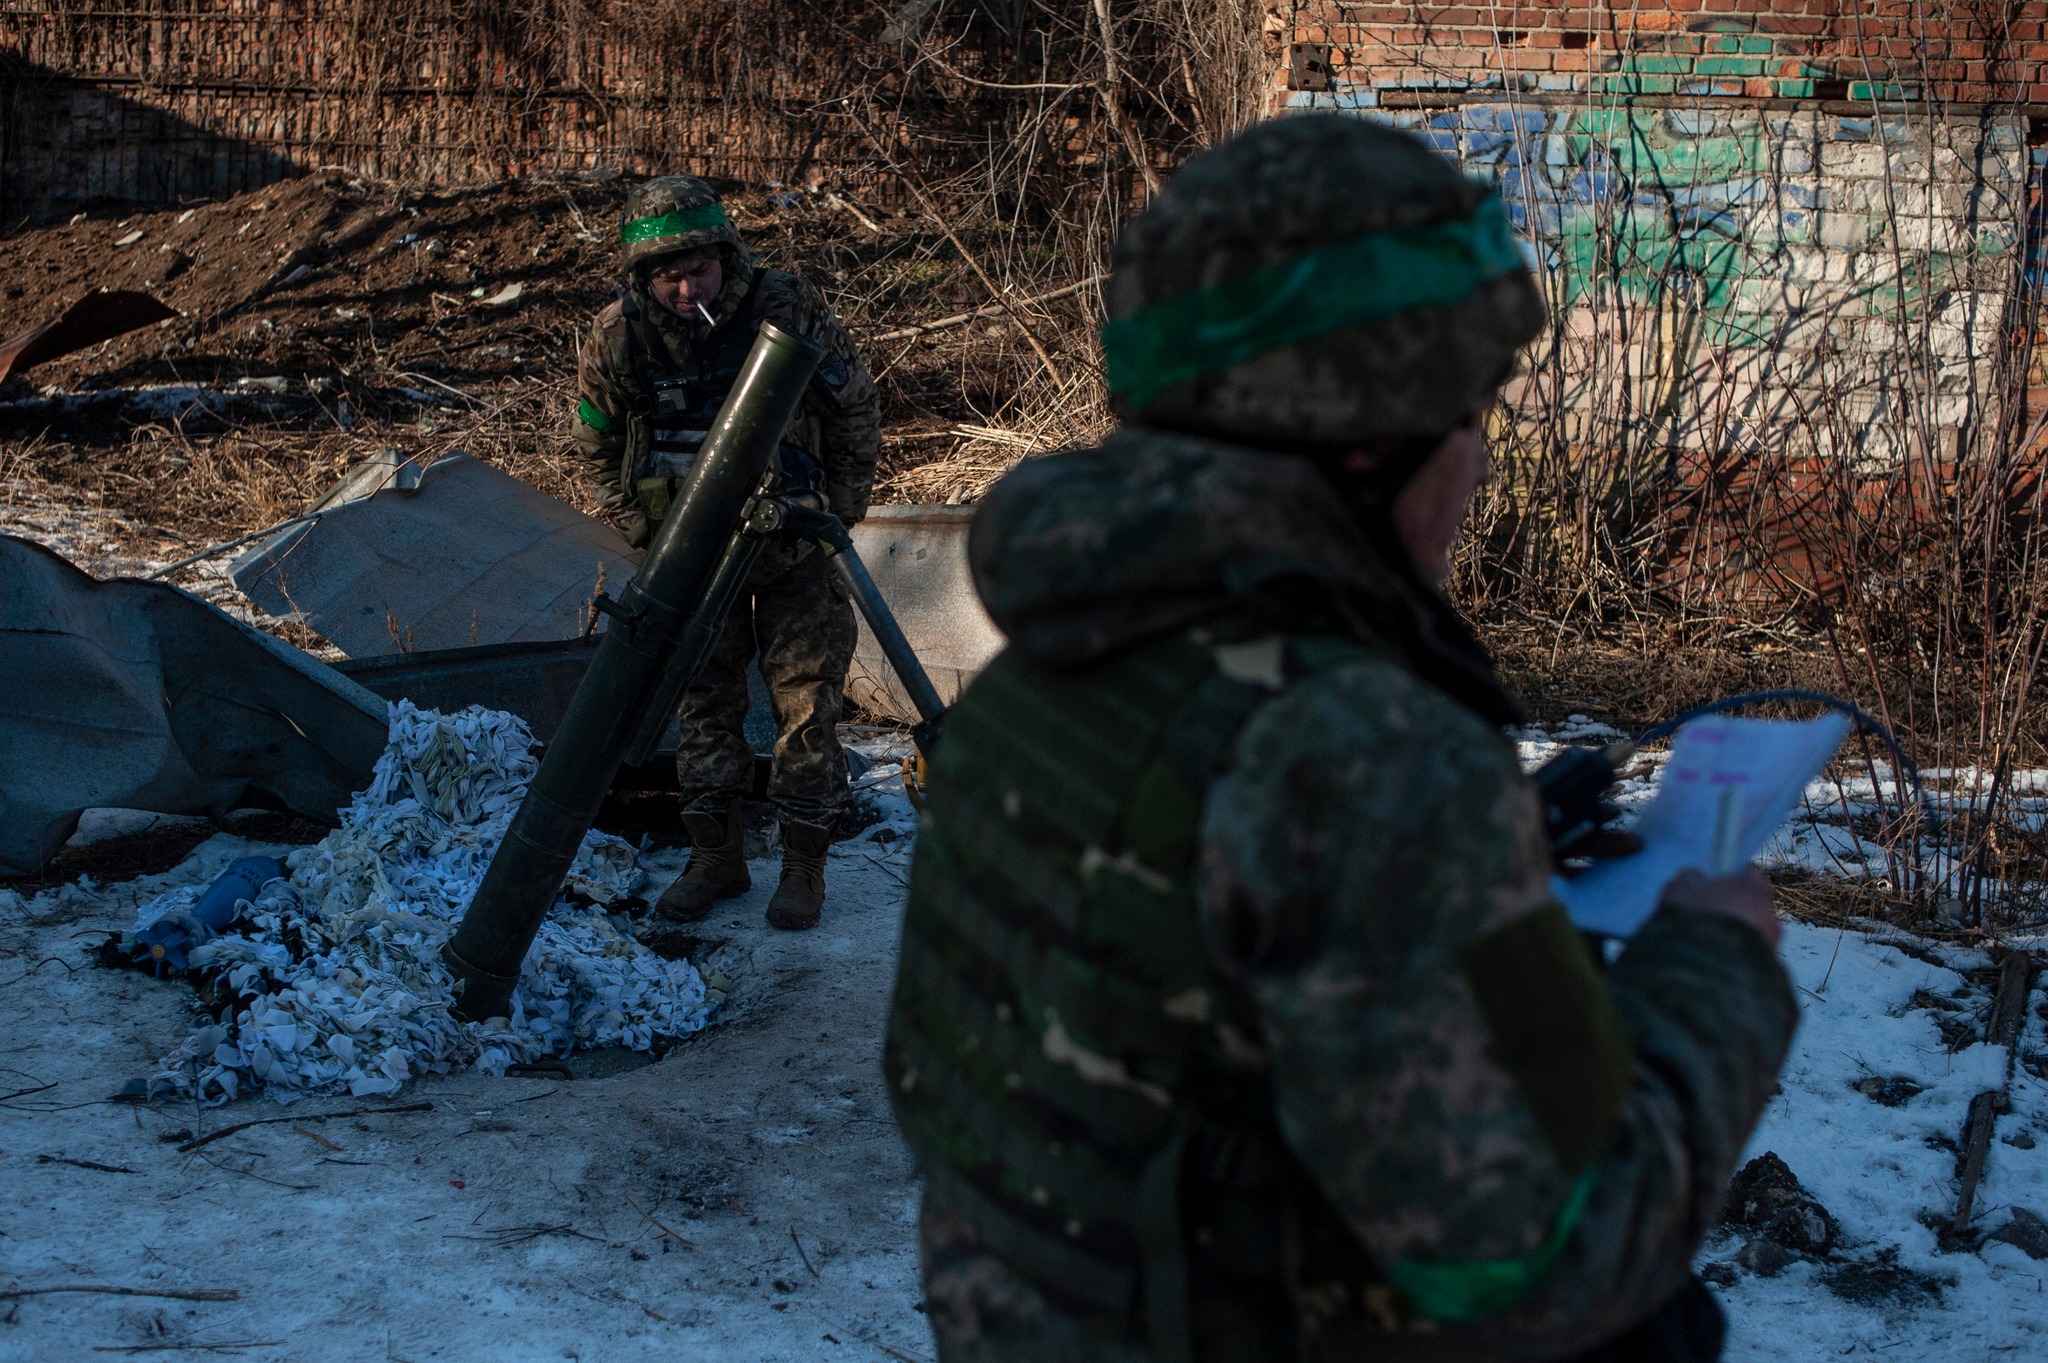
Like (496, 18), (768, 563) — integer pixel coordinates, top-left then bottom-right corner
(696, 302), (716, 326)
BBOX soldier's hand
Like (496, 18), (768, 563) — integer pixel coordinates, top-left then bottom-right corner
(1660, 867), (1781, 948)
(1556, 828), (1645, 878)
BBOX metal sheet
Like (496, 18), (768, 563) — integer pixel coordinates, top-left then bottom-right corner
(230, 453), (640, 657)
(0, 289), (179, 382)
(843, 505), (1004, 722)
(333, 637), (603, 743)
(0, 535), (389, 876)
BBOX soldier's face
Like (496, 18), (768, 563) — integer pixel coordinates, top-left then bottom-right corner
(1391, 405), (1494, 585)
(648, 251), (724, 318)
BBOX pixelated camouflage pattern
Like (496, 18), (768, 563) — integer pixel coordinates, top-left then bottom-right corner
(573, 257), (879, 544)
(1106, 114), (1545, 449)
(671, 547), (856, 824)
(571, 200), (876, 821)
(910, 431), (1798, 1360)
(618, 175), (748, 275)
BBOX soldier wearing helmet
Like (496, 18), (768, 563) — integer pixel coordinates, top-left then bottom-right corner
(573, 175), (881, 931)
(885, 116), (1795, 1360)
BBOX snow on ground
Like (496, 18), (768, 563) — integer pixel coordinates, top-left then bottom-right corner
(1, 784), (932, 1362)
(6, 722), (2047, 1360)
(1707, 921), (2048, 1359)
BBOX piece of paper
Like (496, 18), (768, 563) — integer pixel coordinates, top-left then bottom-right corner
(1555, 712), (1852, 938)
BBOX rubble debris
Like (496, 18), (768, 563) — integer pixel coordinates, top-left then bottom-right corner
(230, 452), (639, 656)
(1852, 1074), (1925, 1106)
(1986, 1206), (2048, 1259)
(1733, 1237), (1803, 1278)
(0, 534), (388, 877)
(1819, 1247), (1953, 1307)
(0, 289), (178, 382)
(1725, 1151), (1840, 1256)
(141, 700), (712, 1105)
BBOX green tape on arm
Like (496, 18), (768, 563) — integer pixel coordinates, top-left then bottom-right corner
(1388, 1168), (1598, 1322)
(577, 396), (616, 434)
(1458, 901), (1633, 1175)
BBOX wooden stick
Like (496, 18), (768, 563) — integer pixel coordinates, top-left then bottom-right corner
(0, 1286), (239, 1303)
(178, 1102), (432, 1154)
(91, 1342), (280, 1354)
(869, 275), (1105, 343)
(623, 1191), (696, 1249)
(789, 1224), (820, 1279)
(1947, 951), (2035, 1239)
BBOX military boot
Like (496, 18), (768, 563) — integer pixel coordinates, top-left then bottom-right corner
(764, 820), (831, 931)
(656, 803), (750, 923)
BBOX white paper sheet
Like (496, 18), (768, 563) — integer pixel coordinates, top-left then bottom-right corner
(1555, 712), (1852, 937)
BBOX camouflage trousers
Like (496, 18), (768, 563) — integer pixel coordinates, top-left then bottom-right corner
(675, 542), (856, 825)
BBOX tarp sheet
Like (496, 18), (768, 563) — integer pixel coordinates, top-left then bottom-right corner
(0, 536), (388, 875)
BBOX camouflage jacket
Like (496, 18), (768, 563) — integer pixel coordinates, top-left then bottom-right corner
(921, 428), (1799, 1360)
(571, 264), (880, 545)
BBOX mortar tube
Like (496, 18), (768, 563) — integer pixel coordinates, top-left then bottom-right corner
(622, 521), (770, 767)
(443, 321), (823, 1021)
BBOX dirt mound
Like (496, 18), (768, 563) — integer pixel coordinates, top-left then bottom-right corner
(0, 172), (630, 393)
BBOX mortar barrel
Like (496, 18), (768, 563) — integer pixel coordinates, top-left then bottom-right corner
(443, 320), (823, 1020)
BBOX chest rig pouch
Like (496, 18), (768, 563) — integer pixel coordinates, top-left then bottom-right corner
(621, 285), (823, 525)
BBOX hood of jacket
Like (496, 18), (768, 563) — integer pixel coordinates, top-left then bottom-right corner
(967, 426), (1520, 724)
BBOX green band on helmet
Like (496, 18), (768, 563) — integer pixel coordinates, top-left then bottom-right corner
(621, 202), (730, 245)
(576, 396), (614, 434)
(1100, 198), (1527, 409)
(1387, 1166), (1597, 1323)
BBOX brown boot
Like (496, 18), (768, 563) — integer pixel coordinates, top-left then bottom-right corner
(765, 820), (831, 931)
(656, 803), (750, 923)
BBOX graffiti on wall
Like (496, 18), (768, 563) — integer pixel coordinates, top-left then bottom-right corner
(1292, 86), (2029, 467)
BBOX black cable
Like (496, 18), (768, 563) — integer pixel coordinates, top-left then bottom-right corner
(1635, 688), (1933, 822)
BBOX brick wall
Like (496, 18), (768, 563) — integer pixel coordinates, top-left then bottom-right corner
(1274, 1), (2048, 106)
(1275, 2), (2047, 472)
(0, 1), (889, 222)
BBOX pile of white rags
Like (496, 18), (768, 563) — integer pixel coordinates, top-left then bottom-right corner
(143, 701), (714, 1103)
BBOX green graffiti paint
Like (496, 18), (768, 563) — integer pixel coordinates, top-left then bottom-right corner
(1568, 108), (1768, 184)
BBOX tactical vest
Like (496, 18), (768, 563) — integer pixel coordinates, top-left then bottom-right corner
(619, 278), (823, 525)
(889, 626), (1426, 1363)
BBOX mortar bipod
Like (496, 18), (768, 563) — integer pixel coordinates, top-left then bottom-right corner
(784, 503), (946, 757)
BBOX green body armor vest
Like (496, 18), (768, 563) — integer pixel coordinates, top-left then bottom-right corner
(887, 627), (1401, 1362)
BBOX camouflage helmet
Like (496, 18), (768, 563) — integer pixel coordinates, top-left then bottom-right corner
(1101, 114), (1545, 450)
(619, 175), (747, 277)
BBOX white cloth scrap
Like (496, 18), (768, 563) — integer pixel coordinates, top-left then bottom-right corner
(145, 700), (712, 1104)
